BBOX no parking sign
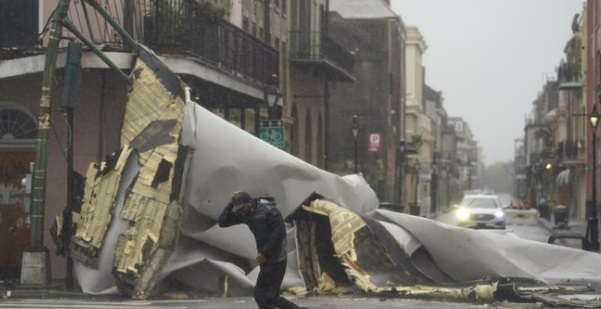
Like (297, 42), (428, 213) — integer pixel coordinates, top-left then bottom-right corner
(367, 133), (382, 153)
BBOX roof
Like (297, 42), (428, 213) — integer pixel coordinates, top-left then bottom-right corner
(463, 194), (499, 199)
(330, 0), (397, 19)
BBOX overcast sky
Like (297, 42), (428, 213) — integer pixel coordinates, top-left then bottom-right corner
(390, 0), (585, 166)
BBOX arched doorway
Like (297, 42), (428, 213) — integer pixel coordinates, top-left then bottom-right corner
(0, 104), (36, 280)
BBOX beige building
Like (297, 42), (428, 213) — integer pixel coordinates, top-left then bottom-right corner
(552, 9), (587, 221)
(404, 26), (434, 215)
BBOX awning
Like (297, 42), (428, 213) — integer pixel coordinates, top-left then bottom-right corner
(556, 169), (571, 185)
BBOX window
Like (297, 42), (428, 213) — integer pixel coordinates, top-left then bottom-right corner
(0, 108), (36, 140)
(243, 17), (249, 32)
(455, 121), (464, 132)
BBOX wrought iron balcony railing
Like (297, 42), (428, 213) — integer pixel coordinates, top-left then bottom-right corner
(1, 0), (278, 85)
(0, 0), (38, 49)
(558, 63), (582, 89)
(143, 0), (279, 83)
(289, 31), (354, 82)
(557, 139), (584, 162)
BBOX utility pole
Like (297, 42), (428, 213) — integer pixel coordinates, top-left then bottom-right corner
(62, 41), (83, 289)
(22, 0), (72, 286)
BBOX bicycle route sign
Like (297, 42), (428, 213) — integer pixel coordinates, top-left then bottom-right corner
(259, 121), (285, 148)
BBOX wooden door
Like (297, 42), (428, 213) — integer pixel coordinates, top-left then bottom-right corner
(0, 152), (34, 280)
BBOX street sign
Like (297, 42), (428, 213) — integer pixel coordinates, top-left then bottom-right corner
(367, 133), (382, 153)
(259, 121), (285, 148)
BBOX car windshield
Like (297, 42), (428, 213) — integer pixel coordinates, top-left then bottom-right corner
(462, 198), (498, 209)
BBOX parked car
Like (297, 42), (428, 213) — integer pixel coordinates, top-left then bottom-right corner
(454, 194), (506, 229)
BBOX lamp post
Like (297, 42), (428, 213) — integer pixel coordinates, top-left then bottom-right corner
(351, 115), (360, 174)
(431, 152), (439, 214)
(265, 83), (282, 120)
(411, 159), (421, 216)
(399, 139), (406, 207)
(585, 105), (600, 252)
(467, 161), (472, 190)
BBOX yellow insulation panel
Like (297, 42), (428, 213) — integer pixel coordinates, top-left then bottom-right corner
(120, 61), (186, 149)
(308, 199), (366, 259)
(74, 147), (134, 249)
(114, 197), (166, 275)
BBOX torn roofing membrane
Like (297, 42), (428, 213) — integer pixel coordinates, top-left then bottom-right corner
(70, 47), (187, 298)
(59, 47), (601, 307)
(287, 197), (601, 305)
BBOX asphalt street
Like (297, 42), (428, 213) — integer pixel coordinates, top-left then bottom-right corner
(0, 295), (520, 308)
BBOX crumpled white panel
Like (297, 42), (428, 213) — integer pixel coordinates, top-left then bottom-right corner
(161, 100), (378, 293)
(178, 100), (379, 227)
(372, 209), (601, 286)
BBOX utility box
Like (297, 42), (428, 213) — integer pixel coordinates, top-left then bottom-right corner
(409, 202), (420, 216)
(554, 205), (568, 227)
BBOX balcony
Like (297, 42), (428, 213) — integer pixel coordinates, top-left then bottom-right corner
(557, 140), (584, 165)
(142, 1), (278, 84)
(0, 0), (39, 56)
(289, 31), (355, 82)
(0, 0), (278, 85)
(557, 63), (582, 90)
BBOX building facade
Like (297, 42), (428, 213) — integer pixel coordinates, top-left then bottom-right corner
(326, 0), (405, 205)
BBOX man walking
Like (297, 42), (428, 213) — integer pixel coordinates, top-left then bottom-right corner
(218, 191), (305, 309)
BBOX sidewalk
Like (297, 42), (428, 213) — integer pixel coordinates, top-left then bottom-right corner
(535, 210), (596, 249)
(0, 280), (102, 301)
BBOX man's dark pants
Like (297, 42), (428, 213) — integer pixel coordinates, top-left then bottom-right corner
(254, 259), (300, 309)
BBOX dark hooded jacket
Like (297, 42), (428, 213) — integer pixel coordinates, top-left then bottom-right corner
(218, 196), (288, 264)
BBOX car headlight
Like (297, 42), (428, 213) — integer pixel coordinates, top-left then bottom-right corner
(456, 207), (470, 221)
(494, 210), (504, 218)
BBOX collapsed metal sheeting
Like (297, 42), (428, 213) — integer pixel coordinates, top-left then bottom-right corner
(372, 209), (601, 288)
(156, 79), (380, 297)
(68, 48), (187, 298)
(285, 194), (601, 306)
(61, 45), (379, 298)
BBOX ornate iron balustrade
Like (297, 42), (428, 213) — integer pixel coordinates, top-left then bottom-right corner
(132, 0), (279, 84)
(1, 0), (278, 85)
(181, 19), (278, 84)
(0, 0), (39, 49)
(289, 30), (354, 80)
(557, 139), (583, 161)
(557, 63), (582, 84)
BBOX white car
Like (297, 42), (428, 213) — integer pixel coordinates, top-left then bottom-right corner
(455, 194), (506, 229)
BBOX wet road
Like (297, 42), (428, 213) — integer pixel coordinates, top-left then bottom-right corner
(0, 296), (508, 308)
(436, 192), (551, 243)
(437, 207), (551, 242)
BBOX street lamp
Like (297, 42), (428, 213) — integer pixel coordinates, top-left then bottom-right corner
(399, 139), (406, 206)
(351, 115), (360, 174)
(265, 83), (282, 120)
(411, 159), (421, 216)
(585, 105), (600, 252)
(431, 152), (439, 214)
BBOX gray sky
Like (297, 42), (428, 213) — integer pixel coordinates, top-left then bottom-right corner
(391, 0), (585, 166)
